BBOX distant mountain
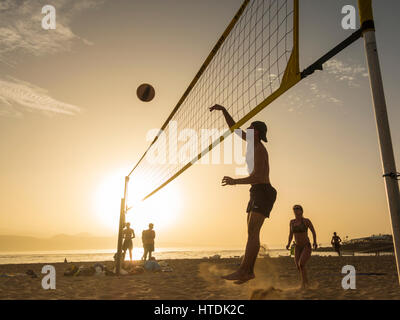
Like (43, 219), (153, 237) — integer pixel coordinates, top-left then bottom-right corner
(0, 234), (116, 252)
(0, 234), (207, 252)
(74, 232), (93, 237)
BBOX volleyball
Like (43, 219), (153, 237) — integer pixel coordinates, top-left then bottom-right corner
(136, 83), (155, 102)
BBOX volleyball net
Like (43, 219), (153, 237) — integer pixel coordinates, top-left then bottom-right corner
(126, 0), (300, 205)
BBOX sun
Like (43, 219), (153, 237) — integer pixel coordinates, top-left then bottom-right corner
(126, 183), (182, 233)
(92, 169), (126, 231)
(93, 169), (182, 233)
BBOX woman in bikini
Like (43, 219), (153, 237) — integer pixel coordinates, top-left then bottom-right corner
(286, 204), (317, 289)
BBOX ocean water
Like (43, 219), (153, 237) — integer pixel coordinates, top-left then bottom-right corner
(0, 247), (384, 265)
(0, 247), (254, 265)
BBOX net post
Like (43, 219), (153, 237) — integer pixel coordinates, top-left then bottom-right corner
(358, 0), (374, 32)
(294, 0), (299, 62)
(358, 0), (400, 284)
(115, 176), (129, 275)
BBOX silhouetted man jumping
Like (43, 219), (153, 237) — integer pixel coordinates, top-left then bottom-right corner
(209, 104), (277, 284)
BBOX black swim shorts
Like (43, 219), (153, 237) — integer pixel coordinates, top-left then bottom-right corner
(246, 184), (277, 218)
(122, 239), (133, 250)
(144, 243), (155, 252)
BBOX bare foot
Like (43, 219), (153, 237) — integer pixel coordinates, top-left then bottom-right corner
(221, 270), (243, 281)
(233, 273), (255, 285)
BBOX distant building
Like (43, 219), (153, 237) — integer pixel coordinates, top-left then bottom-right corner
(346, 234), (392, 244)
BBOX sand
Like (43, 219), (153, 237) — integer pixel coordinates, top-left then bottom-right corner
(1, 256), (400, 300)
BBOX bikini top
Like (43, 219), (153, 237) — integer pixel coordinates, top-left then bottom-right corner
(291, 218), (308, 234)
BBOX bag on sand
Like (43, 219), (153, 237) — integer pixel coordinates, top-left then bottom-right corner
(144, 260), (161, 272)
(64, 265), (79, 276)
(75, 265), (95, 276)
(129, 266), (145, 275)
(93, 263), (106, 276)
(158, 261), (173, 272)
(112, 267), (128, 275)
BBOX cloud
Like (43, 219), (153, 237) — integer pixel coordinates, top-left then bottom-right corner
(0, 77), (81, 116)
(282, 59), (370, 112)
(0, 0), (105, 65)
(0, 1), (102, 116)
(323, 59), (369, 88)
(283, 79), (343, 112)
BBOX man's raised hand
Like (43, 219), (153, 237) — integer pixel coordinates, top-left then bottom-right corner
(209, 104), (225, 112)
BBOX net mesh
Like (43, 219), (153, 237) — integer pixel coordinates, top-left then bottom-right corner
(127, 0), (295, 204)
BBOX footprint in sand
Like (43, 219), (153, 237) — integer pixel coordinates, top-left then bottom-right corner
(250, 283), (320, 300)
(198, 263), (230, 283)
(250, 287), (284, 299)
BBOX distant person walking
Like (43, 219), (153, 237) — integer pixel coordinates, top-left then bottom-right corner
(210, 104), (277, 284)
(286, 205), (317, 289)
(331, 232), (342, 256)
(142, 223), (156, 261)
(122, 222), (135, 261)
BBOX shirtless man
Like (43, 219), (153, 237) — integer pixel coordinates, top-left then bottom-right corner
(122, 223), (135, 262)
(209, 104), (277, 284)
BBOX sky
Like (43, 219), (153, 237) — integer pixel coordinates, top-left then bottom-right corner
(0, 0), (399, 249)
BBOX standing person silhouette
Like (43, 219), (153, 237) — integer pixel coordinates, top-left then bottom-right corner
(331, 232), (342, 256)
(209, 104), (277, 284)
(142, 223), (156, 261)
(122, 222), (135, 262)
(286, 205), (318, 289)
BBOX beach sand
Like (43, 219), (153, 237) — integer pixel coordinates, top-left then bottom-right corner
(1, 255), (400, 300)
